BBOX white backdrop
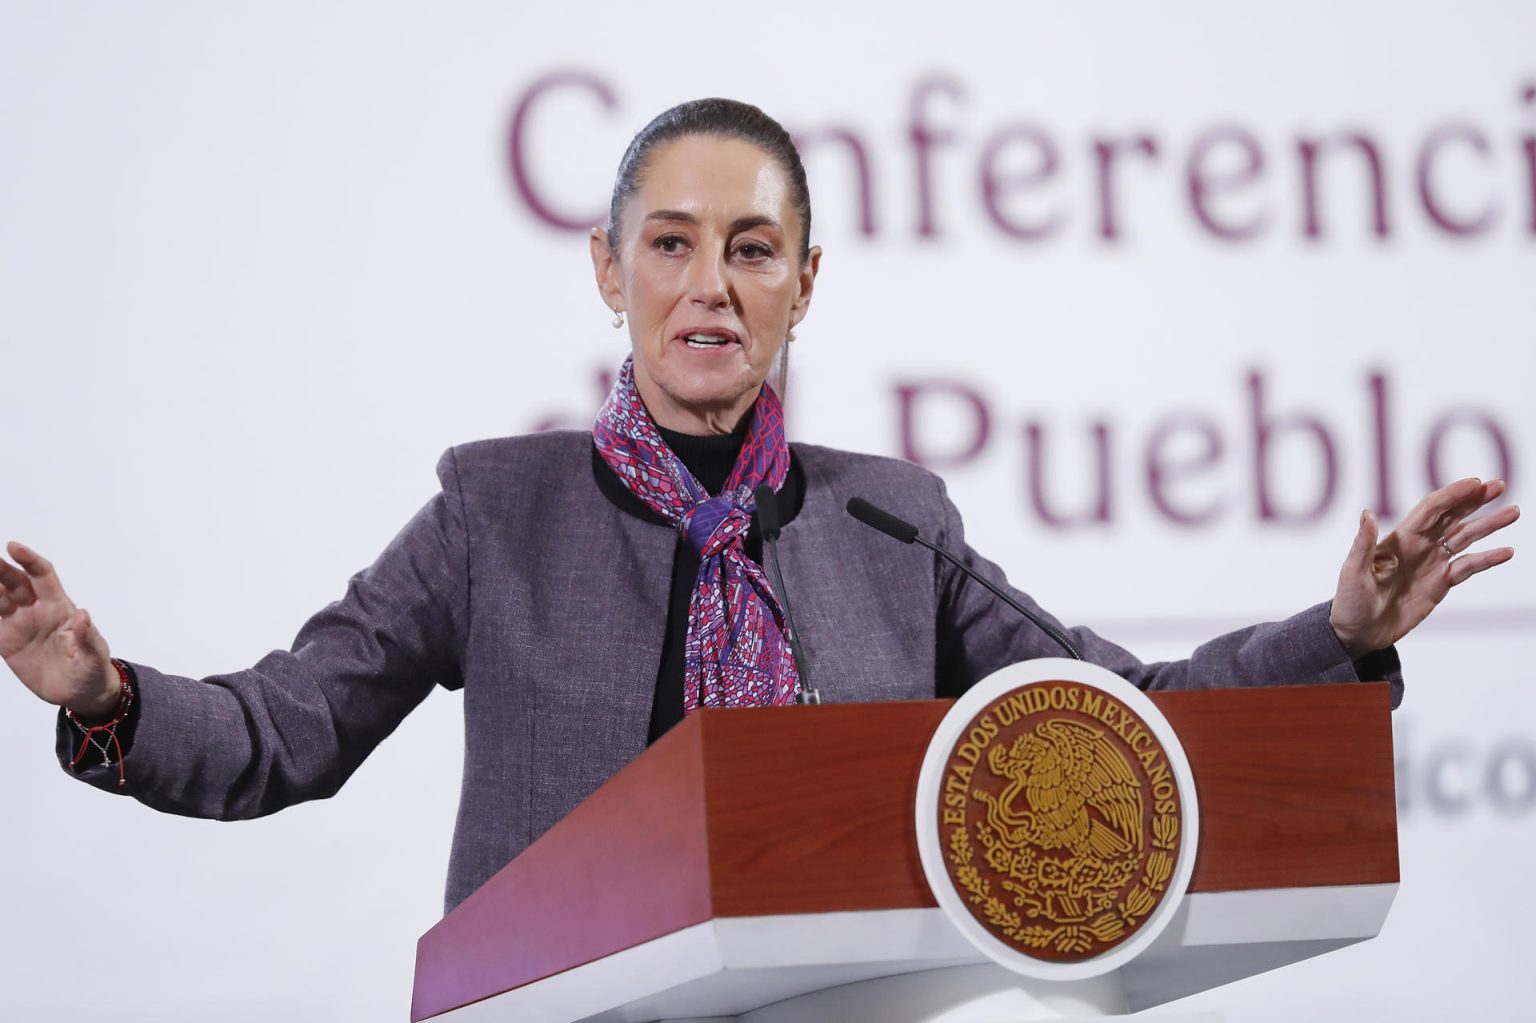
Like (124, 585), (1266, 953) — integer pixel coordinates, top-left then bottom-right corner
(2, 3), (1531, 1021)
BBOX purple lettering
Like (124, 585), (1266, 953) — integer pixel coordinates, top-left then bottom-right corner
(909, 77), (966, 239)
(979, 123), (1063, 241)
(1426, 411), (1514, 490)
(1093, 134), (1159, 241)
(1187, 126), (1267, 241)
(1369, 371), (1397, 519)
(508, 71), (617, 231)
(1145, 415), (1225, 525)
(796, 127), (878, 237)
(1025, 421), (1112, 528)
(1249, 370), (1339, 524)
(1298, 133), (1391, 240)
(896, 380), (992, 469)
(1417, 125), (1496, 236)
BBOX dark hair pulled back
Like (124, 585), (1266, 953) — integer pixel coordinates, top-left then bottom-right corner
(607, 98), (813, 263)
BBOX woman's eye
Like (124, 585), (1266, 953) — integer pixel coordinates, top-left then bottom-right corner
(735, 242), (773, 261)
(654, 234), (688, 254)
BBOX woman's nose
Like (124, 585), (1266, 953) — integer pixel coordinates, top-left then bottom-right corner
(685, 252), (731, 310)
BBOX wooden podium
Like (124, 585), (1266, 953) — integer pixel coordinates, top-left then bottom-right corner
(412, 683), (1397, 1022)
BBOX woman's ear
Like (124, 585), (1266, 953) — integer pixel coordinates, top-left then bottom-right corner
(590, 228), (624, 312)
(789, 245), (822, 327)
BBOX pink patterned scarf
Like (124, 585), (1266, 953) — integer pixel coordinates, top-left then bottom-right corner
(593, 356), (801, 712)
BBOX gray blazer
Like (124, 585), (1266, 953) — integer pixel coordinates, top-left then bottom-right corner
(60, 432), (1399, 910)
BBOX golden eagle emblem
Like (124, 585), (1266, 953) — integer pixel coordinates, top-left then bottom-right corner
(939, 681), (1183, 962)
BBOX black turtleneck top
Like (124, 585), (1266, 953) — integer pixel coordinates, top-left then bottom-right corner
(590, 425), (806, 743)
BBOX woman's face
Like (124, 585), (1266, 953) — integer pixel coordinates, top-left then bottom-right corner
(591, 135), (820, 435)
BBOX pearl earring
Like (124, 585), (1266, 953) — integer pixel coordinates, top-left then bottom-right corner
(611, 309), (625, 329)
(785, 328), (797, 343)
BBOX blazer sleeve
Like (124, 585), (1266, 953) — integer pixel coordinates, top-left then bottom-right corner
(56, 448), (471, 818)
(928, 474), (1404, 709)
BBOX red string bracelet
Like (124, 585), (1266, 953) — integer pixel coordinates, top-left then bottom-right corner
(66, 659), (135, 787)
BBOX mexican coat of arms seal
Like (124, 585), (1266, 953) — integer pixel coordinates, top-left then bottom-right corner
(916, 659), (1198, 979)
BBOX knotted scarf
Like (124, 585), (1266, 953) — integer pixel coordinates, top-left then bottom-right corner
(593, 356), (801, 713)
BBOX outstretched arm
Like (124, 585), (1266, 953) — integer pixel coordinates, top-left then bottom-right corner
(0, 542), (121, 718)
(931, 475), (1516, 707)
(1330, 478), (1517, 659)
(5, 449), (471, 819)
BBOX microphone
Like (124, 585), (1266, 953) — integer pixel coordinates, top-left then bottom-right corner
(754, 484), (820, 704)
(845, 497), (1083, 661)
(844, 497), (918, 543)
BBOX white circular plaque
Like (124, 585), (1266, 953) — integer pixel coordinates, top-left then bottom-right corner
(914, 658), (1200, 980)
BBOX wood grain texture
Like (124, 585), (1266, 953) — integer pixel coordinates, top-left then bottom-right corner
(1158, 683), (1400, 891)
(702, 701), (948, 917)
(412, 683), (1397, 1019)
(698, 685), (1397, 916)
(411, 719), (713, 1022)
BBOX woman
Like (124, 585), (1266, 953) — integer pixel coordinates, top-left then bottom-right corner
(0, 99), (1519, 913)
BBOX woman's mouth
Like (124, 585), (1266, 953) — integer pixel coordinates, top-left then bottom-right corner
(681, 330), (739, 350)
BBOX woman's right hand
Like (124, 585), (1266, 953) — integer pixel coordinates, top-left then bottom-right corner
(0, 541), (119, 717)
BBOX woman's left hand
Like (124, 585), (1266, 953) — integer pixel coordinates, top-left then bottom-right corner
(1330, 478), (1519, 659)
